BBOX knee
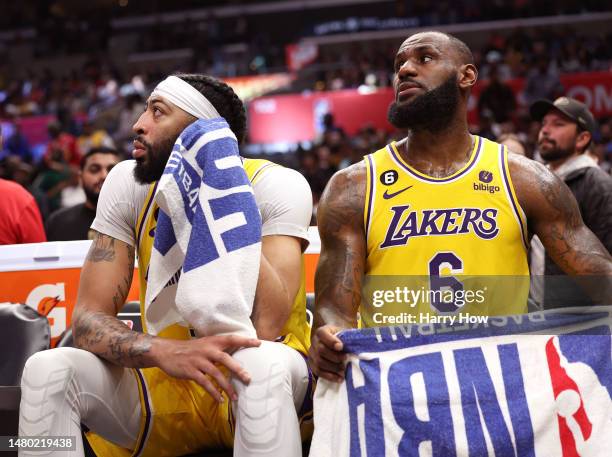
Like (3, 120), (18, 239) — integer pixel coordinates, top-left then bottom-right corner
(21, 348), (83, 390)
(231, 343), (292, 393)
(231, 344), (298, 451)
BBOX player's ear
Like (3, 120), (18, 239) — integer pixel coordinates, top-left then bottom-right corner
(458, 64), (478, 90)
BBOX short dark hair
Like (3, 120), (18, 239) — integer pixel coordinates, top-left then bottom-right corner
(174, 73), (247, 144)
(80, 146), (122, 170)
(443, 33), (474, 65)
(413, 31), (474, 65)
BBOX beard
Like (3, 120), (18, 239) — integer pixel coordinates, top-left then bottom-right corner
(387, 73), (460, 132)
(133, 135), (177, 184)
(83, 186), (100, 206)
(538, 139), (574, 162)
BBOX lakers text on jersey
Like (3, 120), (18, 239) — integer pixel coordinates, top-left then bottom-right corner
(361, 136), (530, 327)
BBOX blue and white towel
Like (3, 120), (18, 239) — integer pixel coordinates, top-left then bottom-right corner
(144, 118), (261, 338)
(310, 307), (612, 457)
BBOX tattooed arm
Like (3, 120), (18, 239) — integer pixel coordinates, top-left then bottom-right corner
(509, 155), (612, 303)
(72, 231), (154, 367)
(308, 162), (367, 382)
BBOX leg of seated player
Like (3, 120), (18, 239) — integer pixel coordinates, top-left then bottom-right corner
(231, 341), (310, 457)
(19, 347), (141, 457)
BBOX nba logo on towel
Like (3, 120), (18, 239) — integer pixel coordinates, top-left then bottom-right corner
(546, 335), (612, 457)
(342, 331), (611, 456)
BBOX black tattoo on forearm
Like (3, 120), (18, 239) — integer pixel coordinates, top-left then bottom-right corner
(87, 232), (116, 262)
(73, 310), (153, 368)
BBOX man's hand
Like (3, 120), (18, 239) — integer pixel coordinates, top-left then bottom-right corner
(309, 325), (346, 383)
(153, 335), (261, 403)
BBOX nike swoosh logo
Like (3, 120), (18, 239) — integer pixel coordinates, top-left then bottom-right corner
(383, 185), (413, 199)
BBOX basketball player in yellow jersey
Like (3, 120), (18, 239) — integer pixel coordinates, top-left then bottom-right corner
(19, 74), (313, 457)
(309, 31), (612, 383)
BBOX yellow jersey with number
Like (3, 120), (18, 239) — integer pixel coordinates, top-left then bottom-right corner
(361, 136), (529, 326)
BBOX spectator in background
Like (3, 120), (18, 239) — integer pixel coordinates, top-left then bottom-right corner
(523, 55), (563, 106)
(322, 113), (345, 137)
(596, 117), (612, 174)
(0, 127), (46, 245)
(43, 120), (81, 169)
(9, 158), (50, 220)
(4, 122), (32, 163)
(498, 133), (527, 157)
(0, 178), (47, 244)
(59, 165), (86, 208)
(314, 144), (337, 188)
(478, 65), (516, 125)
(36, 121), (82, 213)
(299, 152), (327, 204)
(45, 146), (121, 241)
(77, 120), (115, 153)
(530, 97), (612, 308)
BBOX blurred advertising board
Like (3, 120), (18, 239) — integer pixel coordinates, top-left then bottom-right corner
(248, 71), (612, 143)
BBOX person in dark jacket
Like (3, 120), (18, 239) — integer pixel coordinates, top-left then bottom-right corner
(530, 96), (612, 308)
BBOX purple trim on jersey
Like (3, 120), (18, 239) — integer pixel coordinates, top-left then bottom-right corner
(250, 162), (275, 183)
(365, 154), (375, 238)
(136, 181), (158, 248)
(500, 145), (529, 250)
(388, 136), (482, 183)
(297, 351), (315, 420)
(133, 368), (152, 457)
(227, 399), (235, 435)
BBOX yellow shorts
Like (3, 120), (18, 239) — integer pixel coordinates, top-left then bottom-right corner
(86, 358), (314, 456)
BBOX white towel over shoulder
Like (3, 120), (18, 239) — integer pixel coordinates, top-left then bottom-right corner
(144, 118), (261, 338)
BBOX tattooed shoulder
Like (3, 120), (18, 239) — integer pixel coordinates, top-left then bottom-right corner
(86, 231), (117, 262)
(318, 161), (367, 235)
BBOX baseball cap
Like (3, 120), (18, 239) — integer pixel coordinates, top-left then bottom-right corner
(530, 97), (597, 134)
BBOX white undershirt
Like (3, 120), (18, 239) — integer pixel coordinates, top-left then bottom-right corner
(91, 159), (312, 247)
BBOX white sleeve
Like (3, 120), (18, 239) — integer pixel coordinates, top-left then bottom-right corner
(90, 160), (141, 246)
(252, 166), (313, 247)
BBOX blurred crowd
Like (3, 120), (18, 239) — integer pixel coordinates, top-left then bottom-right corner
(1, 9), (611, 238)
(2, 0), (609, 55)
(313, 27), (611, 92)
(1, 26), (609, 119)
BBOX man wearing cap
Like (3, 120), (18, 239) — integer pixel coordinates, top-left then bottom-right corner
(530, 96), (612, 308)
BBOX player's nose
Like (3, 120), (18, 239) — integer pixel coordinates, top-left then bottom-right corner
(397, 59), (418, 79)
(132, 112), (147, 135)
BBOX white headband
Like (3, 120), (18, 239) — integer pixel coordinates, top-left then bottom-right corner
(151, 76), (221, 120)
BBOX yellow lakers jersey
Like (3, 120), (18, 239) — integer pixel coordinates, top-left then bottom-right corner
(135, 158), (310, 355)
(361, 136), (529, 326)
